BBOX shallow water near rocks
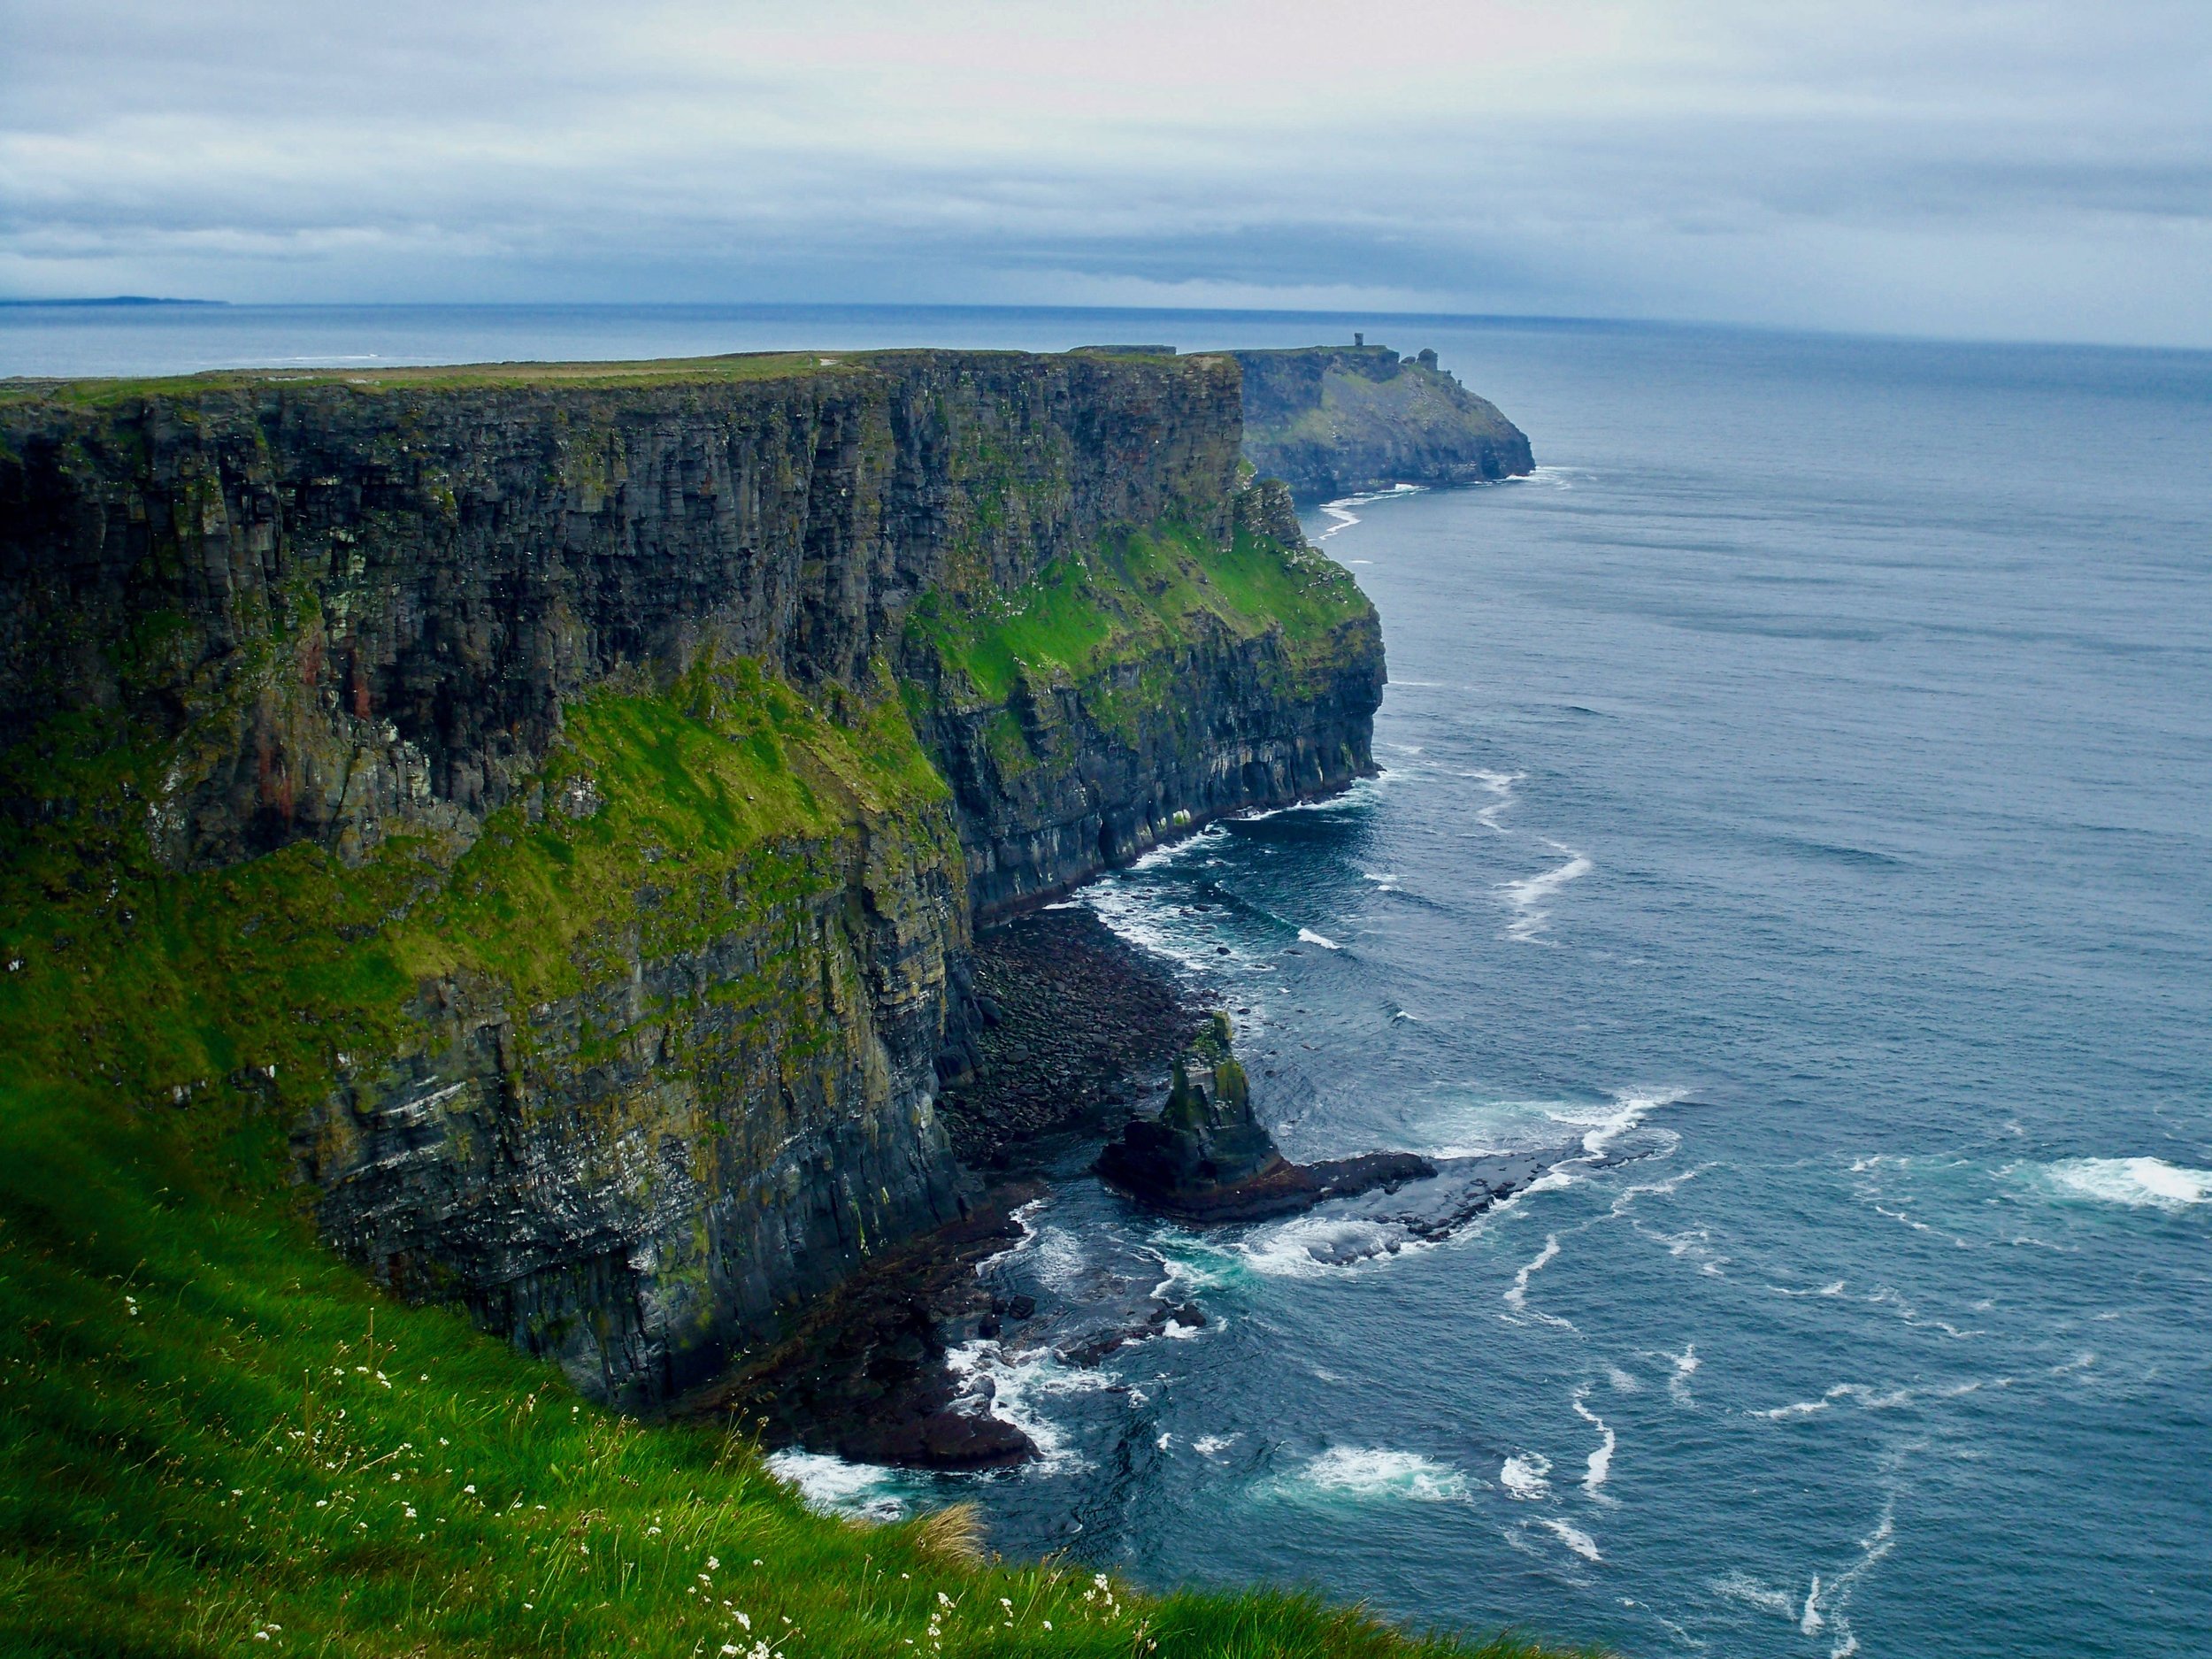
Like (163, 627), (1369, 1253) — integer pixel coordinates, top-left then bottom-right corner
(791, 324), (2212, 1659)
(24, 307), (2208, 1657)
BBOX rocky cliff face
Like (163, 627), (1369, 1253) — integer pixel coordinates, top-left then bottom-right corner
(0, 349), (1383, 1407)
(1233, 343), (1534, 499)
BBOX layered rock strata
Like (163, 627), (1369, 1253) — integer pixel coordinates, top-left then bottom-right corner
(0, 349), (1384, 1408)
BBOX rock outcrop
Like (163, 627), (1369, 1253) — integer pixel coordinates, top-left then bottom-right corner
(0, 349), (1384, 1409)
(1232, 342), (1534, 499)
(1096, 1014), (1434, 1221)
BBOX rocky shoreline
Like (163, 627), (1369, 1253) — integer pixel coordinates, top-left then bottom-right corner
(695, 902), (1602, 1472)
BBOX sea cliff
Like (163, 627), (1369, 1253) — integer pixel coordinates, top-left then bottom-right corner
(0, 349), (1381, 1409)
(1233, 342), (1535, 498)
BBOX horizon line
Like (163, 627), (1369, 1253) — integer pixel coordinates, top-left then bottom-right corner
(3, 296), (2206, 359)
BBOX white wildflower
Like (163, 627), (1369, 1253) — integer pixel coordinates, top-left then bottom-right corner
(706, 1555), (719, 1570)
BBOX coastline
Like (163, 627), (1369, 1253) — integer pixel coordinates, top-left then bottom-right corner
(690, 902), (1213, 1469)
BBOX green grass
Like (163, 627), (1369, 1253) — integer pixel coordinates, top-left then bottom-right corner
(0, 347), (1102, 411)
(0, 535), (1586, 1656)
(904, 519), (1371, 713)
(0, 1086), (1582, 1657)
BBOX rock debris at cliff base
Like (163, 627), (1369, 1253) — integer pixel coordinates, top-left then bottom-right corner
(936, 906), (1203, 1165)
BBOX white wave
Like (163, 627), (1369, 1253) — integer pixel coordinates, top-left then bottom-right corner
(1752, 1396), (1832, 1422)
(1417, 1087), (1679, 1164)
(1500, 842), (1592, 942)
(1469, 769), (1523, 833)
(1711, 1571), (1799, 1620)
(1669, 1344), (1700, 1408)
(1559, 1088), (1686, 1156)
(1147, 1241), (1236, 1295)
(1029, 1224), (1087, 1294)
(1317, 505), (1359, 541)
(1540, 1517), (1603, 1562)
(1815, 1501), (1897, 1659)
(764, 1449), (910, 1522)
(1608, 1365), (1641, 1394)
(1236, 1213), (1420, 1278)
(1315, 483), (1425, 541)
(1193, 1433), (1239, 1456)
(1572, 1389), (1617, 1500)
(1500, 1452), (1552, 1500)
(1300, 1447), (1469, 1502)
(2035, 1156), (2212, 1211)
(1524, 465), (1583, 490)
(941, 1338), (1114, 1473)
(1296, 927), (1342, 950)
(1503, 1234), (1573, 1329)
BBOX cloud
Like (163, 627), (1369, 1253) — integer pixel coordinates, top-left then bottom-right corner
(2, 0), (2208, 342)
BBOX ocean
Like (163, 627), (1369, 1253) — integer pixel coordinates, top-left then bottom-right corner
(12, 303), (2208, 1657)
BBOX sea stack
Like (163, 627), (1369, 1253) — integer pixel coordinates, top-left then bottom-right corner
(1098, 1014), (1433, 1219)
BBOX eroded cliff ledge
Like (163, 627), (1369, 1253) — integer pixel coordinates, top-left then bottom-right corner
(0, 349), (1381, 1409)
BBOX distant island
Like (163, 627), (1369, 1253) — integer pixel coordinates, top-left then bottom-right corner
(1230, 340), (1535, 499)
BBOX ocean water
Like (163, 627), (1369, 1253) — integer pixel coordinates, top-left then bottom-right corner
(14, 305), (2209, 1656)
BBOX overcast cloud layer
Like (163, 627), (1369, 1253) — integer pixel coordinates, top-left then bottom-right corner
(4, 0), (2208, 344)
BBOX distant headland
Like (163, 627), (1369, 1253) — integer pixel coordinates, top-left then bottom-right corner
(1231, 339), (1535, 498)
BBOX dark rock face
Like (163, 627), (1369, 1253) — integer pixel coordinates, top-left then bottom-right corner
(910, 476), (1384, 920)
(0, 350), (1386, 1409)
(1233, 343), (1535, 500)
(1096, 1013), (1436, 1222)
(0, 352), (1245, 869)
(303, 823), (970, 1410)
(685, 1186), (1046, 1471)
(933, 906), (1202, 1164)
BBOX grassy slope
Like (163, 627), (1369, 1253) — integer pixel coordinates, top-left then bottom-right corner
(0, 522), (1587, 1657)
(904, 519), (1367, 712)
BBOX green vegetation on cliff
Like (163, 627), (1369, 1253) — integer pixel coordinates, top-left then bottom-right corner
(0, 357), (1577, 1656)
(904, 519), (1366, 710)
(0, 1053), (1566, 1659)
(0, 640), (1569, 1659)
(0, 651), (947, 1146)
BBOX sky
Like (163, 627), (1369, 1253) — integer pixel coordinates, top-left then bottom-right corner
(4, 0), (2208, 346)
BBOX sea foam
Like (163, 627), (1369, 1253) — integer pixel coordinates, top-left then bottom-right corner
(764, 1449), (911, 1521)
(1540, 1517), (1603, 1562)
(2035, 1156), (2212, 1211)
(1500, 842), (1592, 943)
(1299, 1447), (1469, 1502)
(1499, 1451), (1552, 1500)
